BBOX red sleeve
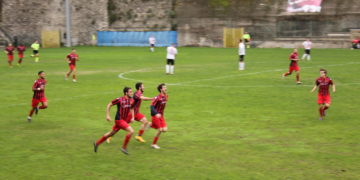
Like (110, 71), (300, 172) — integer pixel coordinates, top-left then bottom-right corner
(315, 79), (320, 86)
(329, 79), (333, 85)
(111, 98), (120, 105)
(151, 96), (159, 106)
(32, 80), (39, 90)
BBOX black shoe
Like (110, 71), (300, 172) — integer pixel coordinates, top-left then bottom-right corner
(121, 148), (129, 155)
(34, 107), (39, 115)
(93, 142), (98, 153)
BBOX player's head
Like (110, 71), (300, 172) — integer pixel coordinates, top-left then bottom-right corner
(8, 43), (12, 46)
(171, 43), (176, 47)
(319, 68), (327, 77)
(34, 40), (38, 43)
(123, 86), (133, 97)
(293, 48), (298, 53)
(135, 82), (144, 91)
(71, 48), (76, 53)
(157, 83), (167, 93)
(38, 71), (45, 78)
(239, 39), (243, 43)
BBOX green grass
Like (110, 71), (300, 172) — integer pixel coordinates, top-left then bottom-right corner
(0, 47), (359, 180)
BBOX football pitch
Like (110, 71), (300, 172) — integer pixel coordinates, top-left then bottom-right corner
(0, 47), (359, 180)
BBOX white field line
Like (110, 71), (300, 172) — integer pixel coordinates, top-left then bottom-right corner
(118, 62), (360, 86)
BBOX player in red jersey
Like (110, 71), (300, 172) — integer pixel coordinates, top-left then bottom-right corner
(150, 83), (169, 149)
(27, 71), (48, 122)
(106, 82), (153, 144)
(282, 48), (302, 84)
(65, 49), (79, 82)
(4, 43), (15, 67)
(93, 87), (135, 155)
(16, 44), (26, 65)
(311, 69), (336, 120)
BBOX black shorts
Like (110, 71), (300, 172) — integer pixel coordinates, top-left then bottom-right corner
(305, 49), (311, 54)
(239, 55), (245, 62)
(244, 39), (250, 43)
(150, 44), (155, 47)
(33, 50), (39, 54)
(167, 59), (175, 65)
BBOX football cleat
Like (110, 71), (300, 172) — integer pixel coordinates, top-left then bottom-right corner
(151, 144), (160, 149)
(135, 136), (146, 143)
(27, 116), (32, 123)
(93, 142), (98, 153)
(120, 148), (129, 155)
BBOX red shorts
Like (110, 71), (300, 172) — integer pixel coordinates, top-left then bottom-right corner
(318, 94), (331, 104)
(289, 66), (300, 73)
(18, 54), (24, 58)
(32, 97), (47, 108)
(134, 113), (145, 121)
(8, 55), (14, 62)
(69, 64), (76, 70)
(151, 116), (167, 129)
(112, 120), (130, 132)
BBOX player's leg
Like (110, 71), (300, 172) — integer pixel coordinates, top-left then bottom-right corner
(318, 104), (325, 120)
(18, 54), (23, 65)
(135, 115), (148, 143)
(295, 70), (301, 84)
(34, 52), (39, 62)
(94, 130), (118, 153)
(239, 55), (245, 70)
(27, 99), (39, 122)
(121, 126), (134, 155)
(283, 67), (293, 77)
(323, 103), (330, 116)
(170, 60), (175, 74)
(39, 101), (48, 109)
(151, 130), (162, 149)
(307, 50), (311, 61)
(8, 55), (13, 67)
(72, 68), (77, 82)
(166, 59), (171, 74)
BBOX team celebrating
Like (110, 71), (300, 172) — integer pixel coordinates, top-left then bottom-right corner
(4, 36), (336, 155)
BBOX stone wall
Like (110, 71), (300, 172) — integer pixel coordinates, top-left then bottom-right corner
(0, 0), (107, 45)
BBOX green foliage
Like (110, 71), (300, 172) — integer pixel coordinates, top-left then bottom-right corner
(209, 0), (230, 8)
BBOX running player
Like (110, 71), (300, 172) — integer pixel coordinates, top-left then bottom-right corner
(17, 43), (26, 65)
(4, 43), (15, 67)
(310, 69), (336, 120)
(106, 82), (153, 143)
(282, 48), (302, 84)
(149, 35), (156, 52)
(301, 39), (312, 61)
(31, 40), (40, 62)
(65, 49), (79, 82)
(166, 44), (178, 75)
(150, 83), (168, 149)
(27, 71), (48, 122)
(238, 39), (246, 70)
(93, 87), (135, 155)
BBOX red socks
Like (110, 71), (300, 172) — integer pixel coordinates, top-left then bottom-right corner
(39, 105), (47, 109)
(96, 136), (108, 145)
(122, 134), (132, 149)
(29, 109), (35, 116)
(138, 130), (144, 136)
(152, 136), (159, 145)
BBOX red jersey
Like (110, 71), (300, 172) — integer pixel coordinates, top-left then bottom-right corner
(316, 77), (333, 96)
(5, 46), (15, 55)
(32, 78), (47, 99)
(67, 53), (79, 65)
(289, 52), (298, 67)
(151, 93), (168, 115)
(17, 45), (26, 54)
(111, 96), (134, 121)
(133, 90), (143, 114)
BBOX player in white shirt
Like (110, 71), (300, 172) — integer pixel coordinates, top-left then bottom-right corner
(166, 44), (178, 74)
(238, 39), (246, 70)
(302, 39), (312, 61)
(149, 36), (156, 52)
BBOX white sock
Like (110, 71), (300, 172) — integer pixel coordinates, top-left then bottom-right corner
(166, 65), (170, 73)
(240, 62), (245, 70)
(302, 54), (306, 60)
(150, 48), (154, 52)
(307, 55), (311, 60)
(239, 62), (241, 70)
(170, 65), (174, 74)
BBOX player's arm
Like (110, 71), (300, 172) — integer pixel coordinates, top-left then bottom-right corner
(130, 108), (135, 122)
(332, 83), (336, 93)
(310, 84), (318, 93)
(140, 96), (154, 101)
(106, 102), (114, 122)
(66, 56), (70, 63)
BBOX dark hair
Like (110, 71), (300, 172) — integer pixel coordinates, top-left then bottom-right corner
(157, 83), (165, 92)
(38, 71), (44, 75)
(239, 39), (242, 42)
(320, 68), (327, 74)
(123, 87), (132, 94)
(135, 82), (143, 90)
